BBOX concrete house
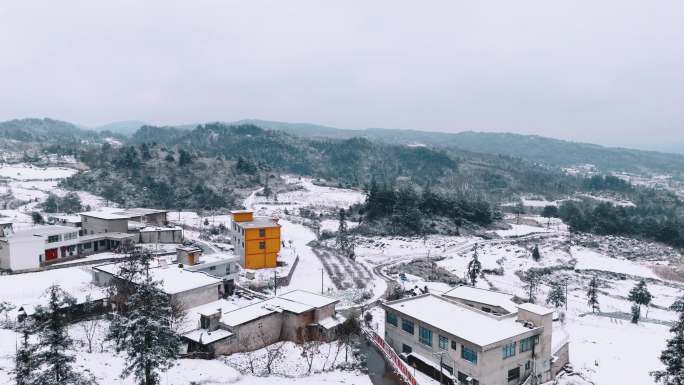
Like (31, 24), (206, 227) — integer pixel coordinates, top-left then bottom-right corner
(183, 290), (343, 355)
(0, 225), (81, 271)
(382, 293), (561, 385)
(230, 210), (281, 269)
(92, 261), (224, 309)
(177, 246), (241, 294)
(80, 208), (182, 244)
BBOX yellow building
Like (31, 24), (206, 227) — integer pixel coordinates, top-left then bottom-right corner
(230, 210), (281, 269)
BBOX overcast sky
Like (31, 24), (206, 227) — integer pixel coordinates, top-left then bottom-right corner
(1, 1), (683, 152)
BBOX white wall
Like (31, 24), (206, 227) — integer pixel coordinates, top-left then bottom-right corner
(7, 239), (43, 271)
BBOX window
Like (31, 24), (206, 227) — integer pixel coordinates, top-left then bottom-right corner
(441, 363), (454, 375)
(259, 241), (266, 249)
(259, 228), (266, 237)
(451, 340), (458, 350)
(47, 235), (60, 243)
(387, 312), (398, 327)
(502, 342), (516, 359)
(439, 335), (449, 350)
(508, 367), (520, 382)
(209, 266), (217, 271)
(520, 335), (540, 353)
(82, 242), (92, 249)
(461, 346), (477, 364)
(418, 326), (432, 346)
(402, 344), (412, 354)
(99, 240), (106, 246)
(458, 372), (479, 385)
(401, 319), (414, 335)
(63, 232), (77, 241)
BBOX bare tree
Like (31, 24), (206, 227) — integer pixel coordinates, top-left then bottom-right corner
(79, 290), (101, 354)
(300, 340), (322, 374)
(263, 341), (286, 375)
(168, 298), (188, 334)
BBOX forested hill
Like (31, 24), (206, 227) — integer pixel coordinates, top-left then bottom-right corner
(130, 123), (457, 186)
(0, 118), (102, 144)
(233, 119), (684, 174)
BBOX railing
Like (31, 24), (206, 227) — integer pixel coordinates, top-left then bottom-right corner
(361, 327), (419, 385)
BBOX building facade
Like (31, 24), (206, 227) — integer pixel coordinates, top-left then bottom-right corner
(183, 290), (343, 355)
(230, 210), (281, 269)
(382, 294), (556, 385)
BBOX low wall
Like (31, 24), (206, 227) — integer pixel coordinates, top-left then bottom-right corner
(552, 341), (570, 375)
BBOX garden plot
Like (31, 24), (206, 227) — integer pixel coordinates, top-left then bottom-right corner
(312, 246), (373, 291)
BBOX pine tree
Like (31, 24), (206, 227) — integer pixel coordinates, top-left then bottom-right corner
(629, 279), (653, 321)
(546, 281), (566, 309)
(631, 303), (641, 324)
(13, 323), (38, 385)
(522, 270), (540, 303)
(32, 285), (96, 385)
(652, 297), (684, 384)
(107, 253), (180, 385)
(532, 244), (541, 261)
(336, 209), (354, 259)
(466, 249), (482, 286)
(587, 276), (600, 313)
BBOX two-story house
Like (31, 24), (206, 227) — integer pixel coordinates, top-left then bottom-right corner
(382, 293), (555, 385)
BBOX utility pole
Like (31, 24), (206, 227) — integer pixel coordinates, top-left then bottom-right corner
(432, 351), (445, 384)
(565, 277), (568, 311)
(274, 271), (277, 296)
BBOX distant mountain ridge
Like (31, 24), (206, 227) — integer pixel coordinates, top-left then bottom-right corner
(2, 117), (683, 175)
(229, 119), (684, 174)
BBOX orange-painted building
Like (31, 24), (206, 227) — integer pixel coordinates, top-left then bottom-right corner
(230, 210), (281, 269)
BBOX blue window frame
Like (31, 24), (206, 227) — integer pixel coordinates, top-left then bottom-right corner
(401, 318), (414, 335)
(520, 335), (539, 353)
(419, 326), (433, 346)
(502, 342), (516, 359)
(439, 335), (449, 350)
(461, 346), (477, 364)
(387, 312), (398, 327)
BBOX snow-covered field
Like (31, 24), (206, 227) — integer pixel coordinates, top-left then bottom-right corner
(0, 321), (371, 385)
(0, 163), (110, 230)
(0, 164), (77, 180)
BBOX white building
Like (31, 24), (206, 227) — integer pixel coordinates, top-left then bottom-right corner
(0, 225), (80, 271)
(382, 292), (561, 385)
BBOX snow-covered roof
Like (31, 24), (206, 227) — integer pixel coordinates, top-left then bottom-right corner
(183, 328), (233, 344)
(234, 217), (280, 229)
(139, 225), (182, 232)
(0, 266), (106, 315)
(1, 225), (76, 240)
(278, 290), (338, 308)
(78, 232), (136, 242)
(384, 294), (538, 348)
(319, 314), (346, 330)
(80, 207), (167, 220)
(517, 302), (554, 316)
(51, 215), (82, 223)
(442, 285), (519, 314)
(94, 262), (222, 295)
(218, 291), (337, 327)
(220, 301), (280, 327)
